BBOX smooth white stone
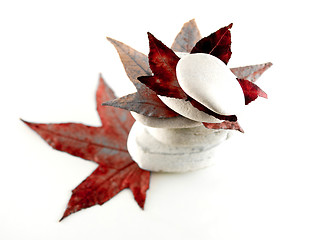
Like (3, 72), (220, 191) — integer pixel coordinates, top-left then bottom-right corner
(127, 122), (228, 172)
(176, 53), (245, 115)
(147, 124), (227, 146)
(158, 96), (222, 123)
(130, 112), (201, 128)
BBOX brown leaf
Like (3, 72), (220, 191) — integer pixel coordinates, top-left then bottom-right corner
(203, 121), (244, 133)
(103, 92), (179, 118)
(237, 78), (268, 105)
(191, 23), (233, 64)
(22, 76), (150, 221)
(171, 19), (202, 53)
(107, 36), (179, 118)
(107, 37), (152, 91)
(230, 62), (272, 82)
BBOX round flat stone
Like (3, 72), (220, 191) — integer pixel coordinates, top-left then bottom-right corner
(158, 96), (222, 123)
(130, 112), (201, 128)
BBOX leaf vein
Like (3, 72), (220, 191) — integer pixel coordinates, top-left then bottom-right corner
(39, 127), (128, 153)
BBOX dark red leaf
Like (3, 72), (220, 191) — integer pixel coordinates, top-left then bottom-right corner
(203, 121), (244, 133)
(103, 92), (179, 118)
(22, 76), (150, 221)
(187, 96), (237, 122)
(230, 62), (273, 82)
(59, 163), (149, 221)
(138, 32), (188, 99)
(171, 19), (202, 53)
(191, 23), (233, 64)
(107, 36), (178, 118)
(237, 78), (267, 105)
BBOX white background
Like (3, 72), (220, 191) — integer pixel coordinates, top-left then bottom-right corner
(1, 0), (320, 239)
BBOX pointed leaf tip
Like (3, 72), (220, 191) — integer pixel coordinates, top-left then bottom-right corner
(191, 23), (233, 64)
(147, 32), (153, 41)
(107, 36), (152, 89)
(171, 19), (202, 53)
(230, 62), (273, 82)
(237, 78), (268, 105)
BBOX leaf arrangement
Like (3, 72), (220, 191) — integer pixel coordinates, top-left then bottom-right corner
(104, 19), (271, 132)
(22, 19), (271, 221)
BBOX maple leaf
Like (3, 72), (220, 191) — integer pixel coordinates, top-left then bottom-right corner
(237, 78), (268, 105)
(104, 37), (179, 118)
(190, 23), (233, 64)
(22, 76), (150, 221)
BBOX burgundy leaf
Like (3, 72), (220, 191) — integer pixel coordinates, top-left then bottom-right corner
(22, 76), (150, 221)
(187, 96), (237, 122)
(107, 36), (179, 118)
(237, 78), (268, 105)
(103, 92), (179, 118)
(191, 23), (233, 64)
(203, 121), (244, 133)
(138, 32), (188, 99)
(230, 62), (273, 82)
(171, 19), (202, 53)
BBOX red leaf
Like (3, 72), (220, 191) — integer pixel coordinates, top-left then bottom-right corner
(191, 23), (233, 64)
(237, 78), (267, 105)
(138, 32), (188, 99)
(230, 62), (273, 82)
(22, 76), (150, 221)
(107, 36), (178, 118)
(203, 121), (244, 133)
(171, 19), (202, 53)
